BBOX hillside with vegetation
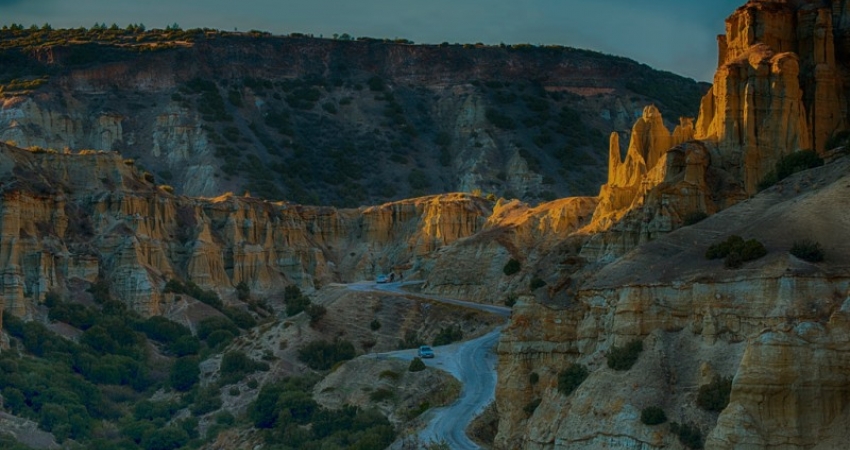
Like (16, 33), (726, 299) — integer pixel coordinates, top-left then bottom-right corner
(0, 23), (708, 206)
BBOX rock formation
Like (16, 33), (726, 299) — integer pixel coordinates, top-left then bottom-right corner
(695, 0), (850, 193)
(491, 1), (850, 449)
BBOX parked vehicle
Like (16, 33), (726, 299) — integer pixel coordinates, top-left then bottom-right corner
(418, 345), (435, 358)
(376, 274), (389, 283)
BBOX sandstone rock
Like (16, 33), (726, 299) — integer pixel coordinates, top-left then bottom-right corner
(695, 0), (850, 193)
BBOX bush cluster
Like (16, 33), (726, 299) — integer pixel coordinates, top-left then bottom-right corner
(682, 211), (708, 226)
(640, 406), (667, 425)
(432, 325), (463, 346)
(705, 235), (767, 269)
(297, 339), (356, 370)
(790, 239), (824, 262)
(607, 339), (643, 371)
(249, 378), (395, 448)
(408, 357), (427, 372)
(670, 422), (704, 449)
(503, 258), (521, 276)
(757, 150), (824, 190)
(696, 376), (732, 412)
(557, 364), (589, 396)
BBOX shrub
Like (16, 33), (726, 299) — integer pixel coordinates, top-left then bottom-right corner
(503, 258), (521, 276)
(169, 356), (199, 392)
(369, 388), (394, 402)
(190, 387), (222, 416)
(370, 319), (382, 331)
(529, 372), (539, 385)
(557, 364), (588, 396)
(523, 398), (542, 416)
(790, 239), (824, 262)
(529, 277), (546, 290)
(408, 357), (427, 372)
(432, 325), (463, 346)
(683, 211), (708, 226)
(758, 150), (824, 190)
(640, 406), (667, 425)
(305, 304), (327, 325)
(220, 351), (269, 384)
(196, 316), (239, 341)
(696, 376), (732, 412)
(607, 339), (643, 371)
(670, 422), (704, 449)
(297, 339), (356, 370)
(485, 108), (516, 130)
(706, 235), (766, 268)
(505, 294), (518, 307)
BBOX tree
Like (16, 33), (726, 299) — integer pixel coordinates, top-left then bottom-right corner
(169, 356), (199, 392)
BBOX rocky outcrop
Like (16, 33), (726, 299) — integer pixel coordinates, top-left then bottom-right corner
(695, 0), (850, 193)
(496, 154), (850, 449)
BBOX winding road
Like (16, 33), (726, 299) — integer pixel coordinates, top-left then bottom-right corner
(347, 281), (511, 449)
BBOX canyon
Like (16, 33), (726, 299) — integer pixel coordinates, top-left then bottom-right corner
(0, 0), (849, 449)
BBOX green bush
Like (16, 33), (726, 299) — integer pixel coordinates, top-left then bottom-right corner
(297, 339), (356, 370)
(670, 422), (704, 449)
(529, 372), (539, 385)
(607, 339), (643, 371)
(369, 388), (394, 402)
(432, 325), (463, 346)
(758, 150), (824, 190)
(305, 304), (327, 325)
(408, 357), (427, 372)
(640, 406), (667, 425)
(485, 108), (516, 130)
(683, 211), (708, 226)
(220, 351), (269, 385)
(169, 356), (199, 392)
(370, 319), (382, 331)
(523, 398), (542, 416)
(529, 277), (546, 290)
(557, 364), (588, 396)
(790, 239), (824, 262)
(196, 316), (239, 341)
(503, 258), (521, 276)
(505, 293), (518, 307)
(705, 235), (767, 269)
(696, 376), (732, 412)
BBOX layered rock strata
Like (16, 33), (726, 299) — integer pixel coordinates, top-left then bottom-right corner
(695, 0), (850, 193)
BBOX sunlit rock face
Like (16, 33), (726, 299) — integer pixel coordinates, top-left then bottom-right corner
(696, 0), (850, 193)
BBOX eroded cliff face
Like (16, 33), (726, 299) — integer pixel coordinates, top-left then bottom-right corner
(0, 143), (498, 318)
(695, 0), (850, 193)
(496, 156), (850, 449)
(493, 1), (850, 448)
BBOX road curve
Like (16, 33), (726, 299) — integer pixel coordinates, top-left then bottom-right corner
(347, 281), (508, 449)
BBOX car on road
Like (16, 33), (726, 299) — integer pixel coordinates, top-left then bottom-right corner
(376, 275), (389, 284)
(418, 345), (435, 358)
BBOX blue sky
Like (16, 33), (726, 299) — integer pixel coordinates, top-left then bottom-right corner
(0, 0), (744, 81)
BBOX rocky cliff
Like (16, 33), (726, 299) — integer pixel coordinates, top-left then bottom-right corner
(0, 142), (503, 318)
(0, 27), (708, 206)
(695, 0), (850, 193)
(492, 1), (850, 449)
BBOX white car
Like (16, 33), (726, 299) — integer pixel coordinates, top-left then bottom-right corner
(376, 274), (389, 283)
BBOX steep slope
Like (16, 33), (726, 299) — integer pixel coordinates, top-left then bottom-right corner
(0, 26), (708, 205)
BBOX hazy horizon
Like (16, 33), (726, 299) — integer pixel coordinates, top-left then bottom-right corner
(0, 0), (743, 82)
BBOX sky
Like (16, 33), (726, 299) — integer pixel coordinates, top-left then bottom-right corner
(0, 0), (745, 82)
